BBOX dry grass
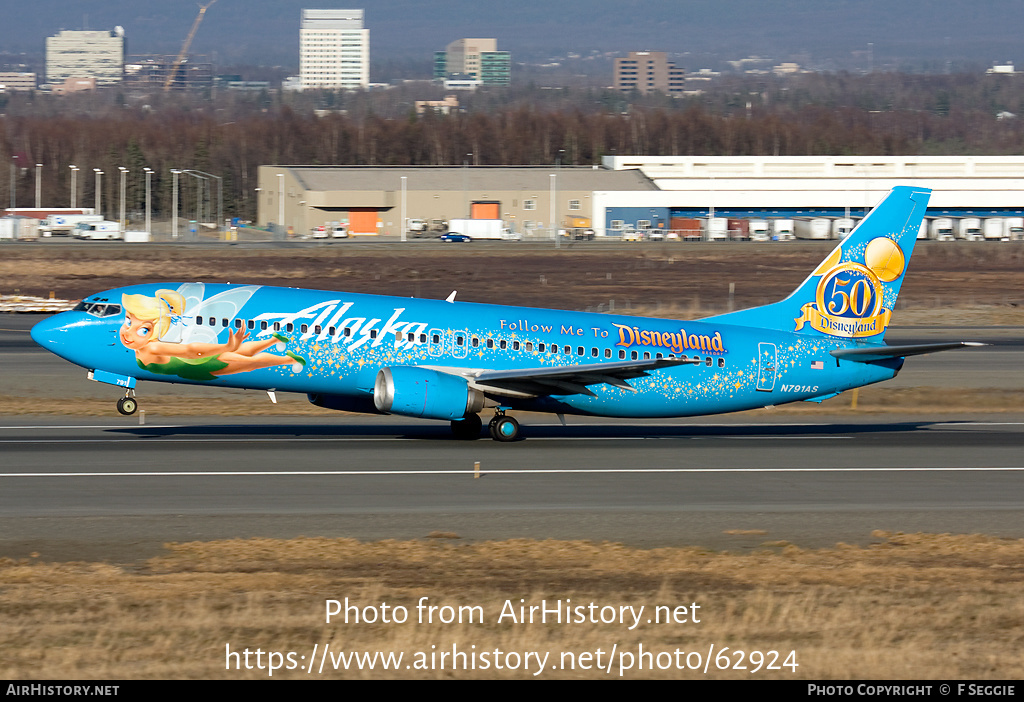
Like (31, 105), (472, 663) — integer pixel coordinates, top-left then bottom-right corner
(2, 533), (1022, 679)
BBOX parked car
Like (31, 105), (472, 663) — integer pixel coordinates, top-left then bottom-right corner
(439, 233), (471, 243)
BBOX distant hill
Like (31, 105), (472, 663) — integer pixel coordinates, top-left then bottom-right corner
(5, 0), (1023, 70)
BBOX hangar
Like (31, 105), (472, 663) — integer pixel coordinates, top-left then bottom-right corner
(256, 166), (658, 236)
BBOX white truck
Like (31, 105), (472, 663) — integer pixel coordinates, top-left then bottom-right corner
(704, 217), (728, 241)
(772, 219), (795, 241)
(1003, 216), (1024, 240)
(832, 217), (856, 239)
(40, 213), (103, 237)
(984, 218), (1006, 241)
(957, 217), (983, 241)
(748, 219), (770, 241)
(73, 220), (123, 240)
(794, 218), (831, 240)
(446, 219), (518, 240)
(928, 217), (955, 241)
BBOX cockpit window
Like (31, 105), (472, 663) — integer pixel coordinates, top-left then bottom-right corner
(74, 301), (122, 318)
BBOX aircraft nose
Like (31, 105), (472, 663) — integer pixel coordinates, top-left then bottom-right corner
(31, 312), (79, 357)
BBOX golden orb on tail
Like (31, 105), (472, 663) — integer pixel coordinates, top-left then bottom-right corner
(864, 237), (905, 282)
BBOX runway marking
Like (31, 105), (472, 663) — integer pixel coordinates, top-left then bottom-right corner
(3, 467), (1024, 478)
(0, 435), (853, 445)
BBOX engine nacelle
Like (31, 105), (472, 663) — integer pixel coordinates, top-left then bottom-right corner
(373, 366), (484, 420)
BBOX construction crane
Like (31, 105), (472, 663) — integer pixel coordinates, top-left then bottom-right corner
(163, 0), (217, 91)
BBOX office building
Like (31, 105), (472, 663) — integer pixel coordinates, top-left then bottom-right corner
(299, 9), (369, 90)
(434, 38), (510, 86)
(46, 28), (125, 86)
(613, 51), (685, 95)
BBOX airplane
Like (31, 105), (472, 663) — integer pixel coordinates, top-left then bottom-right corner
(31, 185), (981, 441)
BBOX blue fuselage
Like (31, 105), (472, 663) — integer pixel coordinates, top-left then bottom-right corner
(32, 282), (902, 418)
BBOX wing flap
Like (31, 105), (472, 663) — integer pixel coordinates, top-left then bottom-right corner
(469, 357), (700, 398)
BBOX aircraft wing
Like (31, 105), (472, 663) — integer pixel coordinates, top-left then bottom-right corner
(465, 357), (701, 398)
(830, 341), (985, 362)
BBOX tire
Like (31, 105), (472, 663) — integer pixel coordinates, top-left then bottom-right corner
(450, 414), (482, 440)
(117, 397), (138, 416)
(491, 415), (520, 442)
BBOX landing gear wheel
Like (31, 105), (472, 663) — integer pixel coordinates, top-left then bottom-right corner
(491, 415), (520, 442)
(450, 413), (482, 439)
(116, 397), (138, 416)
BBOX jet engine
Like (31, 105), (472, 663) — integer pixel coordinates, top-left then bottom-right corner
(373, 366), (484, 420)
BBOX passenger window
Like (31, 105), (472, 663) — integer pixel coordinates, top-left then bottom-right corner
(643, 352), (651, 360)
(486, 338), (494, 349)
(432, 333), (440, 344)
(455, 335), (463, 346)
(370, 329), (378, 339)
(656, 353), (663, 359)
(471, 337), (479, 347)
(345, 327), (352, 337)
(538, 343), (545, 353)
(286, 323), (294, 333)
(328, 326), (336, 336)
(577, 346), (585, 356)
(196, 316), (203, 326)
(300, 324), (308, 333)
(618, 349), (625, 360)
(631, 351), (638, 360)
(717, 358), (725, 367)
(314, 325), (322, 335)
(234, 319), (242, 329)
(261, 321), (268, 331)
(605, 348), (612, 358)
(222, 318), (229, 328)
(247, 320), (255, 330)
(513, 341), (520, 351)
(500, 340), (507, 350)
(591, 348), (598, 357)
(526, 342), (533, 352)
(407, 332), (415, 342)
(273, 322), (280, 332)
(705, 357), (712, 366)
(419, 333), (427, 343)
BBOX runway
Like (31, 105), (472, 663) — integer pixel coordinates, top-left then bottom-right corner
(3, 313), (1023, 562)
(1, 415), (1023, 563)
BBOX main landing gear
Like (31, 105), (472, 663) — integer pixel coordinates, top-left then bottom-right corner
(449, 411), (521, 442)
(116, 390), (138, 416)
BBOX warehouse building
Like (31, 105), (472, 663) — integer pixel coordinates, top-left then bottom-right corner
(256, 166), (657, 236)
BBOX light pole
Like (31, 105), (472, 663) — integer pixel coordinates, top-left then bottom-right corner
(277, 173), (284, 235)
(143, 168), (153, 235)
(118, 166), (128, 230)
(462, 154), (472, 218)
(35, 163), (42, 208)
(550, 172), (559, 248)
(183, 170), (222, 236)
(171, 169), (180, 239)
(69, 165), (78, 209)
(93, 169), (103, 218)
(184, 171), (209, 239)
(400, 175), (407, 242)
(9, 157), (14, 209)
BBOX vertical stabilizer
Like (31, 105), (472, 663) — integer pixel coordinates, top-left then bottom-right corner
(705, 186), (931, 342)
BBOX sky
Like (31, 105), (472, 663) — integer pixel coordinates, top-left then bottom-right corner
(3, 0), (1023, 70)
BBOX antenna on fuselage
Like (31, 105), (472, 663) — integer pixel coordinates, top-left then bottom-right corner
(445, 291), (457, 302)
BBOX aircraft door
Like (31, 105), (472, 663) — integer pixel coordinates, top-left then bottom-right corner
(428, 328), (445, 358)
(452, 330), (470, 359)
(756, 342), (778, 392)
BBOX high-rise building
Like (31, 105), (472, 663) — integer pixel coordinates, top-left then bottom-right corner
(299, 9), (369, 90)
(613, 51), (685, 95)
(434, 38), (510, 86)
(46, 28), (126, 86)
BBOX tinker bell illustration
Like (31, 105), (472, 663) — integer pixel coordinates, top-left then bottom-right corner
(119, 283), (305, 381)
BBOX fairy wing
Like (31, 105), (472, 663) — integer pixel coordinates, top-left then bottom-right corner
(166, 283), (261, 344)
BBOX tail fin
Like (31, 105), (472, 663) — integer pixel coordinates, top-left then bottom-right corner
(705, 186), (931, 342)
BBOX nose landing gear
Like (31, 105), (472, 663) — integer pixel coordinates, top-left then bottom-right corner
(116, 391), (138, 416)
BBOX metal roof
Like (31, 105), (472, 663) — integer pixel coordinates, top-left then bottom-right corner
(281, 166), (659, 193)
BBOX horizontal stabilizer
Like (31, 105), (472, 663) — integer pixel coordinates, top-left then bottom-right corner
(830, 341), (985, 362)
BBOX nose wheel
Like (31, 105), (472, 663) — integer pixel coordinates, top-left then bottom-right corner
(488, 413), (520, 442)
(116, 393), (138, 416)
